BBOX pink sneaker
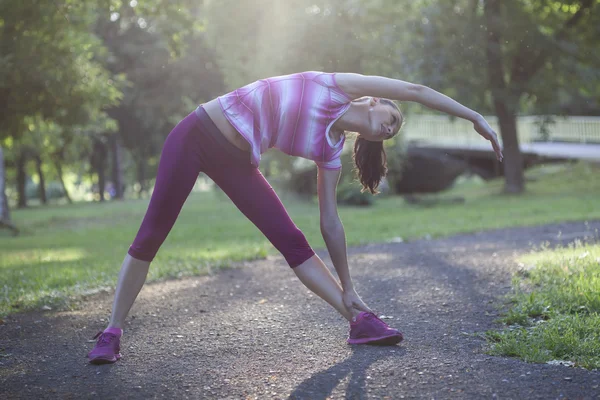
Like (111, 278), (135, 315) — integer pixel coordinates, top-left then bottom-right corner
(347, 312), (403, 345)
(88, 331), (121, 364)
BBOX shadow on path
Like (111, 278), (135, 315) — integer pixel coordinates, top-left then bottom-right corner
(288, 346), (406, 400)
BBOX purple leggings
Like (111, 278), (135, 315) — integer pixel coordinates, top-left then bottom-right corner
(128, 107), (315, 268)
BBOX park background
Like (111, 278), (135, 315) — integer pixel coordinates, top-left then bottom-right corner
(1, 0), (599, 368)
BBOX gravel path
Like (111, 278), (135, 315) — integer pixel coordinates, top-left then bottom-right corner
(1, 221), (599, 399)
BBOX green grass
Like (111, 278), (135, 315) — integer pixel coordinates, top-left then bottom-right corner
(486, 242), (600, 369)
(1, 162), (599, 316)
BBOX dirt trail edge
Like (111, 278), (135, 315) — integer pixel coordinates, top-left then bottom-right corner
(1, 221), (600, 399)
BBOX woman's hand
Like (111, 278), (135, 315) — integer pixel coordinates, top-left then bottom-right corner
(342, 288), (372, 319)
(473, 116), (503, 162)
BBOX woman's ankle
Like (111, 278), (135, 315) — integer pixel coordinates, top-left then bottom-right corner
(341, 309), (361, 322)
(348, 310), (362, 322)
(105, 326), (123, 337)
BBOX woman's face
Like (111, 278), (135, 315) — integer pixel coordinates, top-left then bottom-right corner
(359, 97), (402, 142)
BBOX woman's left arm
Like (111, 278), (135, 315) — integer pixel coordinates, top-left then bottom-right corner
(317, 167), (353, 290)
(335, 73), (503, 161)
(317, 166), (371, 314)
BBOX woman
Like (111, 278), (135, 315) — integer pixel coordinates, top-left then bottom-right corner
(88, 72), (503, 364)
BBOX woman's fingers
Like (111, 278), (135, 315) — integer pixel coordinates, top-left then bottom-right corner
(489, 132), (503, 161)
(353, 300), (372, 313)
(475, 119), (503, 162)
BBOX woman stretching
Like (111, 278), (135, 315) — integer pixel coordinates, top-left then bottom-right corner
(88, 72), (503, 364)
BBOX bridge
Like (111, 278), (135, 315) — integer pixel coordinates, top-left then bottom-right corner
(402, 115), (600, 178)
(385, 115), (600, 192)
(404, 115), (600, 156)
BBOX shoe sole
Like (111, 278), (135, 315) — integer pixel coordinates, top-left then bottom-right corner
(347, 332), (403, 345)
(88, 353), (121, 365)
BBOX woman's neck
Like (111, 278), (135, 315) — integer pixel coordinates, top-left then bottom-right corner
(333, 101), (368, 134)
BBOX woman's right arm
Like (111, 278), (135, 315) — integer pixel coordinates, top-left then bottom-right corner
(317, 166), (372, 315)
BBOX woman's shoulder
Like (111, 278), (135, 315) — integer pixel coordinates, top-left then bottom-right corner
(235, 71), (339, 89)
(232, 72), (352, 103)
(262, 71), (328, 83)
(296, 72), (353, 99)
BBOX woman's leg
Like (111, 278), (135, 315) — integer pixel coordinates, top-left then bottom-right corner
(206, 165), (357, 322)
(293, 255), (359, 322)
(108, 255), (150, 329)
(107, 114), (203, 329)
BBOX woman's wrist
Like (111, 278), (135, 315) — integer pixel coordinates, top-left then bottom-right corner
(469, 112), (483, 123)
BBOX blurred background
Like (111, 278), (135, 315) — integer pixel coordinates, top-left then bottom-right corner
(1, 0), (599, 213)
(0, 0), (599, 314)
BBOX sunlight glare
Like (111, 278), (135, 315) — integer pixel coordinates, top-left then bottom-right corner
(1, 248), (87, 267)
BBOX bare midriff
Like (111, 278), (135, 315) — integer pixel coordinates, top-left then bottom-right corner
(202, 99), (251, 152)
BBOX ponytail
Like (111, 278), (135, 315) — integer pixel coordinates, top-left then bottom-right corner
(353, 137), (388, 194)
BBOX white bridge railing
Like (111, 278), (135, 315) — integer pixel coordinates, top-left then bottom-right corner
(403, 115), (600, 148)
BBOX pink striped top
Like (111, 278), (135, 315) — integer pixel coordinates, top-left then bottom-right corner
(217, 72), (352, 169)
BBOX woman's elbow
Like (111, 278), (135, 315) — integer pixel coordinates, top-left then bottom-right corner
(406, 83), (426, 100)
(320, 217), (342, 235)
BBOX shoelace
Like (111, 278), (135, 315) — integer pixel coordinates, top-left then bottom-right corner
(363, 312), (390, 328)
(92, 332), (116, 347)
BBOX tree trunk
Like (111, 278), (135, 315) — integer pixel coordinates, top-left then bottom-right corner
(92, 138), (108, 202)
(136, 157), (147, 198)
(54, 158), (73, 204)
(0, 147), (8, 220)
(484, 0), (524, 193)
(493, 103), (523, 193)
(110, 135), (124, 200)
(16, 151), (27, 208)
(98, 164), (106, 202)
(0, 147), (19, 235)
(34, 154), (47, 204)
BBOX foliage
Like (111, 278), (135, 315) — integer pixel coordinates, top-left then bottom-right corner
(25, 181), (66, 201)
(336, 182), (374, 206)
(203, 0), (406, 88)
(2, 0), (599, 209)
(1, 0), (224, 205)
(95, 0), (224, 193)
(402, 0), (600, 115)
(397, 0), (599, 192)
(0, 0), (122, 209)
(0, 0), (121, 140)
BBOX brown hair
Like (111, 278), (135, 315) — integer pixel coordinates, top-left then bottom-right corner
(352, 99), (402, 194)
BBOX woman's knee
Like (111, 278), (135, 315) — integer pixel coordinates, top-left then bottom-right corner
(277, 227), (315, 268)
(128, 229), (169, 262)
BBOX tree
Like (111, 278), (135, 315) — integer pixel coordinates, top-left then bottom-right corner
(0, 147), (18, 234)
(96, 0), (224, 197)
(0, 0), (120, 216)
(397, 0), (599, 193)
(1, 0), (219, 214)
